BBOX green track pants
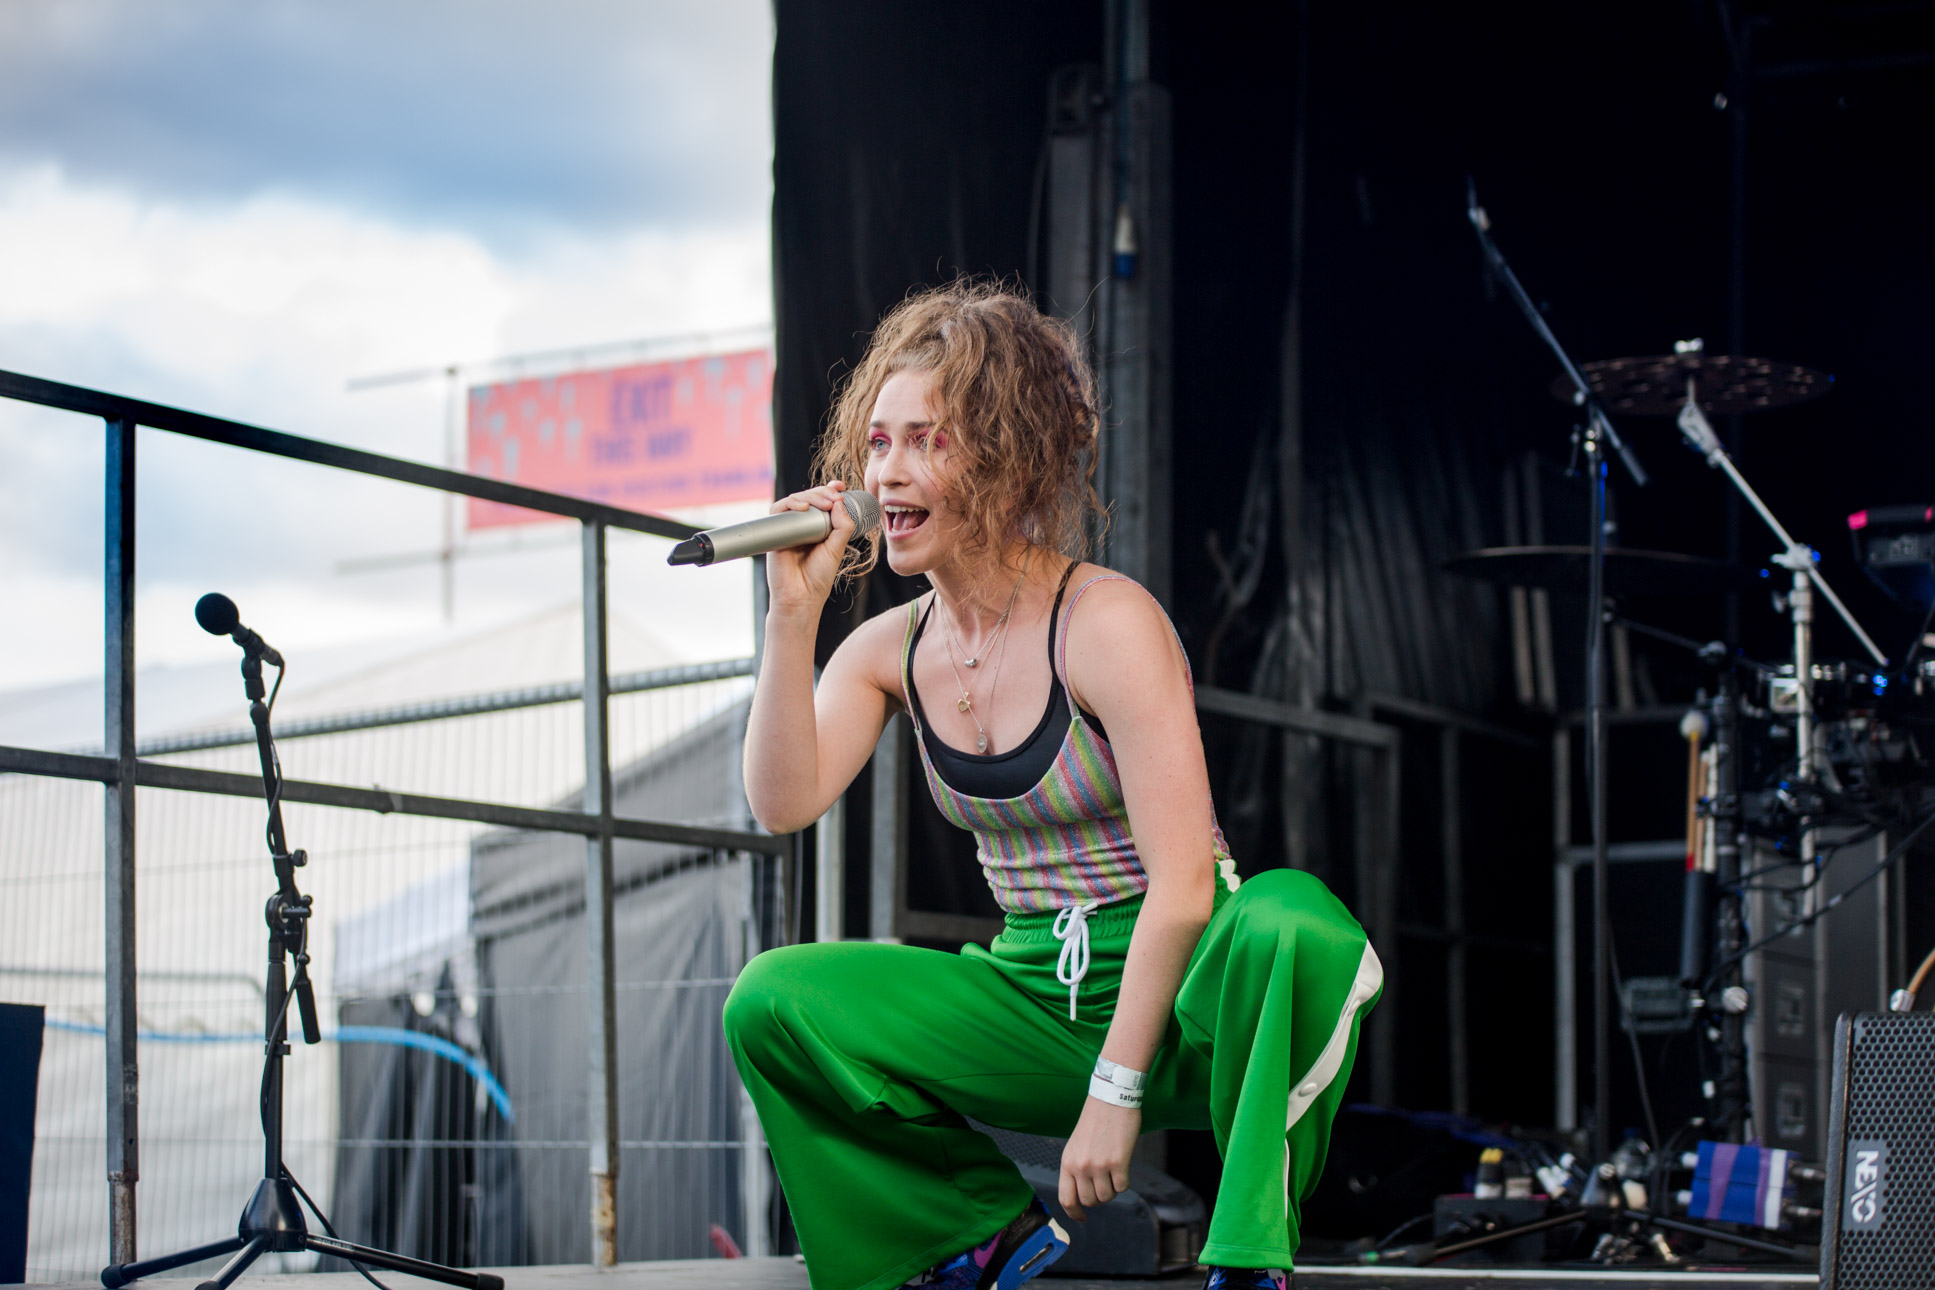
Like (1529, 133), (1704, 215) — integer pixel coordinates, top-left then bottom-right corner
(722, 868), (1382, 1290)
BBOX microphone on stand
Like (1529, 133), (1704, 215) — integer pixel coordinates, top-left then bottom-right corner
(194, 592), (285, 666)
(667, 490), (882, 566)
(1465, 175), (1490, 234)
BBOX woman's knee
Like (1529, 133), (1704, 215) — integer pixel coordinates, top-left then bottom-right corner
(722, 944), (808, 1052)
(722, 941), (870, 1053)
(1229, 867), (1361, 943)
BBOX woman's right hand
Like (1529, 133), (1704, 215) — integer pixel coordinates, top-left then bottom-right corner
(763, 480), (856, 617)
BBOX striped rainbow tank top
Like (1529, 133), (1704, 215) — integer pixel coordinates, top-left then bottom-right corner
(899, 573), (1240, 915)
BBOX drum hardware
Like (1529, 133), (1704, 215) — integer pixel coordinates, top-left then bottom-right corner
(1663, 374), (1891, 1122)
(1458, 187), (1916, 1264)
(1606, 614), (1773, 677)
(1762, 660), (1889, 720)
(1673, 382), (1888, 659)
(1551, 338), (1832, 418)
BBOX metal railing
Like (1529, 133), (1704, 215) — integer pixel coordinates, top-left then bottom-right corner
(1358, 692), (1545, 1117)
(0, 368), (791, 1269)
(1191, 686), (1548, 1112)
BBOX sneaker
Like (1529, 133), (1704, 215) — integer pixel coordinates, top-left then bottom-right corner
(1203, 1269), (1288, 1290)
(907, 1199), (1070, 1290)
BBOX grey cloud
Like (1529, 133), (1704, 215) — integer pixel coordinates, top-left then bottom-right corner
(0, 0), (773, 246)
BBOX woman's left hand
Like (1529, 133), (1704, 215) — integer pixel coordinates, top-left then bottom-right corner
(1058, 1098), (1140, 1222)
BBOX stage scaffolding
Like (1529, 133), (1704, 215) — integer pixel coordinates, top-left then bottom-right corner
(0, 369), (796, 1277)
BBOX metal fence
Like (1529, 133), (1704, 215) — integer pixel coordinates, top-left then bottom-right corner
(0, 369), (792, 1277)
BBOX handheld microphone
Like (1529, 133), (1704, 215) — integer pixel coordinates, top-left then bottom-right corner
(194, 593), (285, 666)
(667, 490), (882, 567)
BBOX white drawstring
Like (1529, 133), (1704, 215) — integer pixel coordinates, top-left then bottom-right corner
(1053, 901), (1099, 1021)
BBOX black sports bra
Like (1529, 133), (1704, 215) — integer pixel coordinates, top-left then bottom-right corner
(906, 565), (1109, 799)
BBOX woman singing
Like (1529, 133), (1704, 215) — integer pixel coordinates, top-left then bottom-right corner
(724, 280), (1381, 1290)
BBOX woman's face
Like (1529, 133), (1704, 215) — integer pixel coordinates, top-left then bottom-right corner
(862, 368), (961, 575)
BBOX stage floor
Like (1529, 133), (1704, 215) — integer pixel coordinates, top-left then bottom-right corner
(26, 1260), (1819, 1290)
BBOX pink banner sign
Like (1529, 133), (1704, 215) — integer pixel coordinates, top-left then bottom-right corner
(466, 348), (774, 529)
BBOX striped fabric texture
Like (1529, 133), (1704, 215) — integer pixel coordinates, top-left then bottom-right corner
(900, 573), (1239, 914)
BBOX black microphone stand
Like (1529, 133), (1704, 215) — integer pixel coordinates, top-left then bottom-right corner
(101, 637), (501, 1290)
(1469, 184), (1647, 1168)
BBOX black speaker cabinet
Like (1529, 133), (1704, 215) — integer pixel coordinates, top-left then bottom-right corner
(1744, 829), (1907, 1161)
(1821, 1012), (1935, 1287)
(0, 1002), (45, 1284)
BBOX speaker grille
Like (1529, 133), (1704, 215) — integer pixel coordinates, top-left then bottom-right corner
(1833, 1014), (1935, 1285)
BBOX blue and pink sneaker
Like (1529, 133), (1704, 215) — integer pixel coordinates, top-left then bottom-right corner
(1203, 1269), (1288, 1290)
(906, 1199), (1070, 1290)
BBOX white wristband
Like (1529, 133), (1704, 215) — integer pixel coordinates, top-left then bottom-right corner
(1088, 1073), (1143, 1108)
(1088, 1057), (1147, 1107)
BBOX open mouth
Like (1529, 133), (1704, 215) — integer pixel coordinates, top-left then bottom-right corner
(883, 504), (930, 538)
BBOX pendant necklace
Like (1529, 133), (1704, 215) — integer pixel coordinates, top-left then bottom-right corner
(938, 611), (988, 751)
(961, 567), (1027, 668)
(937, 570), (1027, 754)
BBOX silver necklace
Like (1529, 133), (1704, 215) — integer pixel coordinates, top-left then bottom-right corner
(936, 577), (1025, 753)
(960, 568), (1026, 667)
(938, 610), (987, 751)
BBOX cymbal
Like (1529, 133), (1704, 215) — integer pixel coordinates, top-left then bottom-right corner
(1443, 546), (1762, 596)
(1550, 353), (1832, 416)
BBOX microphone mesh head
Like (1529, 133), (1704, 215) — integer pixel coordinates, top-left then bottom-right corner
(194, 592), (240, 636)
(842, 490), (883, 538)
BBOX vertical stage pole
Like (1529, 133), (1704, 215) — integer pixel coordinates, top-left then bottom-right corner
(440, 367), (459, 622)
(869, 718), (908, 942)
(1553, 728), (1576, 1130)
(104, 417), (138, 1265)
(581, 520), (620, 1266)
(1096, 0), (1173, 606)
(739, 552), (772, 1254)
(815, 796), (844, 943)
(1443, 727), (1469, 1116)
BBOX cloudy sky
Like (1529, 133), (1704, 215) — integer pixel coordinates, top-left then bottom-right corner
(0, 0), (773, 702)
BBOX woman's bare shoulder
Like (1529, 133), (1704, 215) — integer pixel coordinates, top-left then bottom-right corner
(829, 592), (929, 699)
(1060, 566), (1179, 669)
(1063, 564), (1160, 619)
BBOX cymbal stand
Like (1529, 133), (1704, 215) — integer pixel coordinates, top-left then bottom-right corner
(1675, 393), (1887, 884)
(101, 642), (502, 1290)
(1469, 183), (1648, 1165)
(1675, 393), (1887, 673)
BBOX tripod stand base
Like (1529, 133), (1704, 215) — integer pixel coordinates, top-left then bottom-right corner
(101, 1237), (246, 1288)
(307, 1236), (505, 1290)
(100, 1176), (503, 1290)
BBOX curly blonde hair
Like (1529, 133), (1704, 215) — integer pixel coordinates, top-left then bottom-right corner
(812, 279), (1105, 577)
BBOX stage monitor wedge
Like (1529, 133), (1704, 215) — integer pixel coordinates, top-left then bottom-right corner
(1820, 1011), (1935, 1287)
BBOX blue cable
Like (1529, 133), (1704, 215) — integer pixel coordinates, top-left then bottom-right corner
(44, 1019), (515, 1123)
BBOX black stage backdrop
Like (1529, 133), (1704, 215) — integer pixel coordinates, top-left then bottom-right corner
(771, 0), (1935, 1204)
